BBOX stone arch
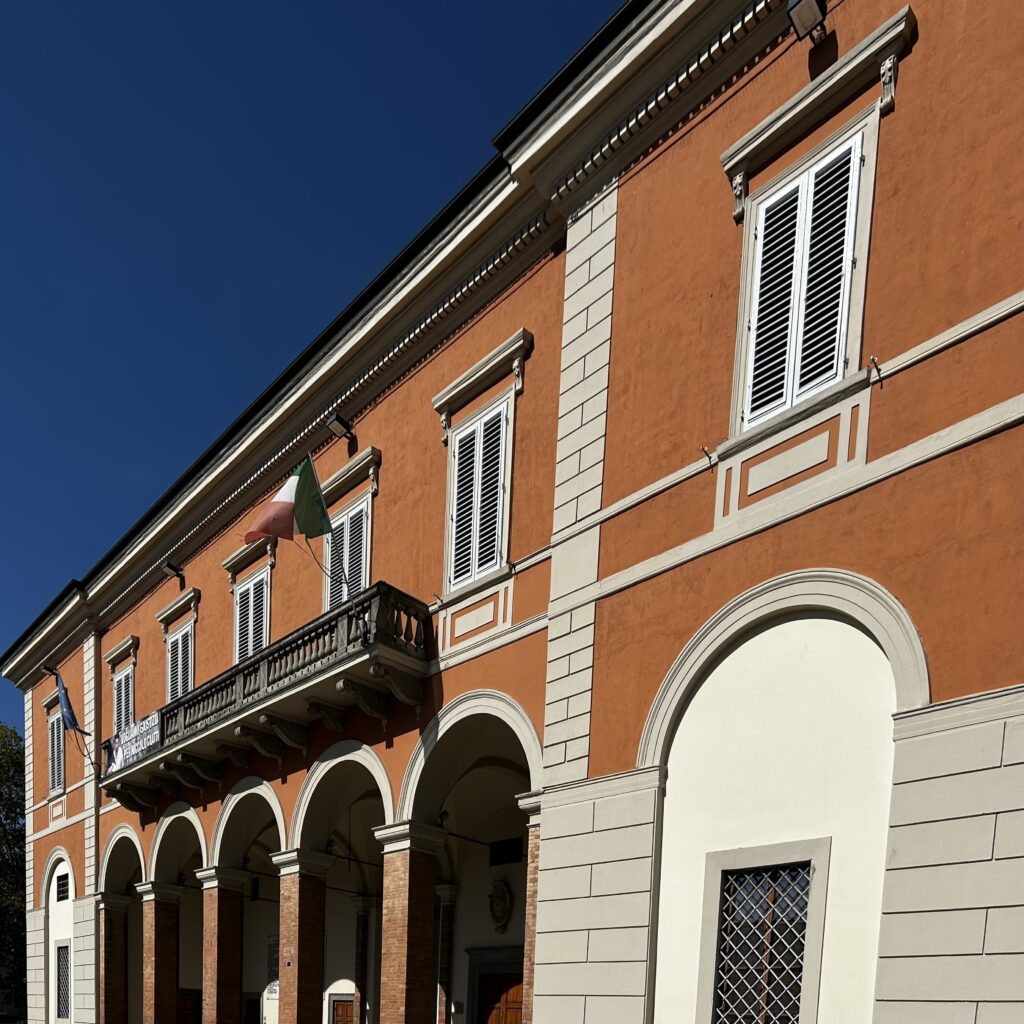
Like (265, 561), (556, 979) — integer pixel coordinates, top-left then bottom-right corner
(396, 689), (543, 822)
(39, 845), (75, 908)
(99, 825), (146, 892)
(210, 776), (287, 866)
(637, 568), (930, 769)
(148, 802), (208, 881)
(289, 740), (395, 849)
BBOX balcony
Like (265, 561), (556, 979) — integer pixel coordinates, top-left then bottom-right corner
(102, 582), (432, 811)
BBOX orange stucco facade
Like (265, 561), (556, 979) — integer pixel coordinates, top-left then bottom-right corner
(9, 2), (1023, 1022)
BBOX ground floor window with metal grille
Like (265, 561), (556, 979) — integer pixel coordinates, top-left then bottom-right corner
(56, 944), (70, 1019)
(712, 862), (812, 1023)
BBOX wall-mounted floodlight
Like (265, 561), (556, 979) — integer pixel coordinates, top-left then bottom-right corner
(787, 0), (827, 40)
(161, 561), (185, 584)
(328, 413), (357, 443)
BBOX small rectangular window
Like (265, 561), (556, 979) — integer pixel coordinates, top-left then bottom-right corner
(448, 399), (509, 589)
(712, 862), (812, 1023)
(166, 621), (194, 702)
(56, 874), (69, 902)
(325, 496), (371, 610)
(743, 133), (862, 428)
(56, 944), (70, 1019)
(48, 712), (64, 795)
(113, 666), (134, 735)
(236, 567), (270, 663)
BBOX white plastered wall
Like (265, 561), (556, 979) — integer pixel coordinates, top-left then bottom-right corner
(653, 615), (896, 1023)
(47, 861), (75, 1023)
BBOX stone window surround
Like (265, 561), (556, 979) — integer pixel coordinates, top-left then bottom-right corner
(722, 5), (917, 440)
(155, 588), (201, 639)
(222, 537), (277, 591)
(320, 446), (381, 507)
(694, 837), (832, 1024)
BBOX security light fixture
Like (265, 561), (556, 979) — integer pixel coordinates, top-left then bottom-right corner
(328, 413), (357, 443)
(787, 0), (827, 40)
(161, 561), (185, 584)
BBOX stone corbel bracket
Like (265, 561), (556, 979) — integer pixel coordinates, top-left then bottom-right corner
(320, 446), (382, 507)
(155, 588), (201, 640)
(721, 5), (917, 222)
(222, 537), (277, 590)
(432, 327), (533, 445)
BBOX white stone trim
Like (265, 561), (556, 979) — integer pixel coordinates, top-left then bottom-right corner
(209, 777), (286, 867)
(148, 801), (209, 882)
(694, 838), (831, 1024)
(103, 635), (139, 669)
(430, 612), (548, 673)
(432, 327), (533, 445)
(542, 765), (666, 810)
(373, 821), (448, 856)
(154, 587), (201, 635)
(893, 682), (1024, 741)
(396, 689), (543, 821)
(289, 740), (395, 849)
(270, 849), (335, 878)
(98, 824), (146, 892)
(552, 393), (1024, 620)
(221, 537), (277, 588)
(320, 446), (381, 505)
(638, 569), (929, 769)
(39, 846), (75, 911)
(721, 5), (917, 208)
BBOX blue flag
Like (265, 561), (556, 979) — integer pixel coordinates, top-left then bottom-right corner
(56, 673), (89, 735)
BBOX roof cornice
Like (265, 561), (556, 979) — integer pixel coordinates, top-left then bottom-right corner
(2, 0), (789, 688)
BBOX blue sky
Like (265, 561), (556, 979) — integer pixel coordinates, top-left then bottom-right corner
(0, 1), (623, 730)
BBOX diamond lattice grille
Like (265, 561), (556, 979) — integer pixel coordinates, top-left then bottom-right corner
(712, 862), (811, 1024)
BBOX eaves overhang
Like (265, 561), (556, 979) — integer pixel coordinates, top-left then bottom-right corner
(3, 0), (789, 688)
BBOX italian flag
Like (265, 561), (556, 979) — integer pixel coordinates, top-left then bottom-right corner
(245, 456), (332, 544)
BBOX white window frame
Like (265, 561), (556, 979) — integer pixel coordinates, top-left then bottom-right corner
(48, 710), (64, 796)
(444, 390), (514, 594)
(694, 837), (831, 1024)
(323, 492), (372, 611)
(166, 618), (195, 703)
(112, 664), (134, 735)
(731, 109), (879, 436)
(55, 941), (71, 1022)
(234, 564), (271, 664)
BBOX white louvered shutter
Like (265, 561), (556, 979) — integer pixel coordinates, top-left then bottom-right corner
(237, 582), (253, 661)
(326, 516), (348, 609)
(250, 574), (267, 655)
(168, 625), (192, 701)
(794, 141), (857, 398)
(49, 714), (63, 793)
(747, 182), (802, 423)
(475, 407), (505, 576)
(746, 133), (861, 426)
(451, 425), (477, 587)
(113, 668), (133, 734)
(346, 503), (367, 595)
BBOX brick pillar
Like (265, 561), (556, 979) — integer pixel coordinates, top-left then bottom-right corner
(434, 884), (458, 1024)
(272, 850), (333, 1024)
(351, 896), (376, 1024)
(99, 894), (130, 1024)
(374, 822), (446, 1024)
(195, 868), (247, 1024)
(138, 883), (182, 1024)
(518, 792), (542, 1024)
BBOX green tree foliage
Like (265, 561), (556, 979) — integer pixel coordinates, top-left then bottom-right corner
(0, 723), (25, 1019)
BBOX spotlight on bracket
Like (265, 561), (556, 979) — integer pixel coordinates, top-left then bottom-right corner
(787, 0), (827, 41)
(161, 561), (185, 584)
(327, 413), (357, 443)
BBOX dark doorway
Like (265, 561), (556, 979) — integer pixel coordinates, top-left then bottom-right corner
(476, 971), (523, 1024)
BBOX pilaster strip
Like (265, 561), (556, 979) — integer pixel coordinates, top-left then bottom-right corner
(82, 632), (100, 895)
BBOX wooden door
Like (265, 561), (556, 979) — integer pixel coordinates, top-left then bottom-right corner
(332, 998), (355, 1024)
(477, 972), (523, 1024)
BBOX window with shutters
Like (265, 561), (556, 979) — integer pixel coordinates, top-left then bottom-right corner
(447, 396), (511, 591)
(235, 566), (270, 663)
(113, 665), (134, 735)
(741, 130), (865, 430)
(324, 495), (371, 611)
(166, 620), (194, 702)
(48, 711), (64, 794)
